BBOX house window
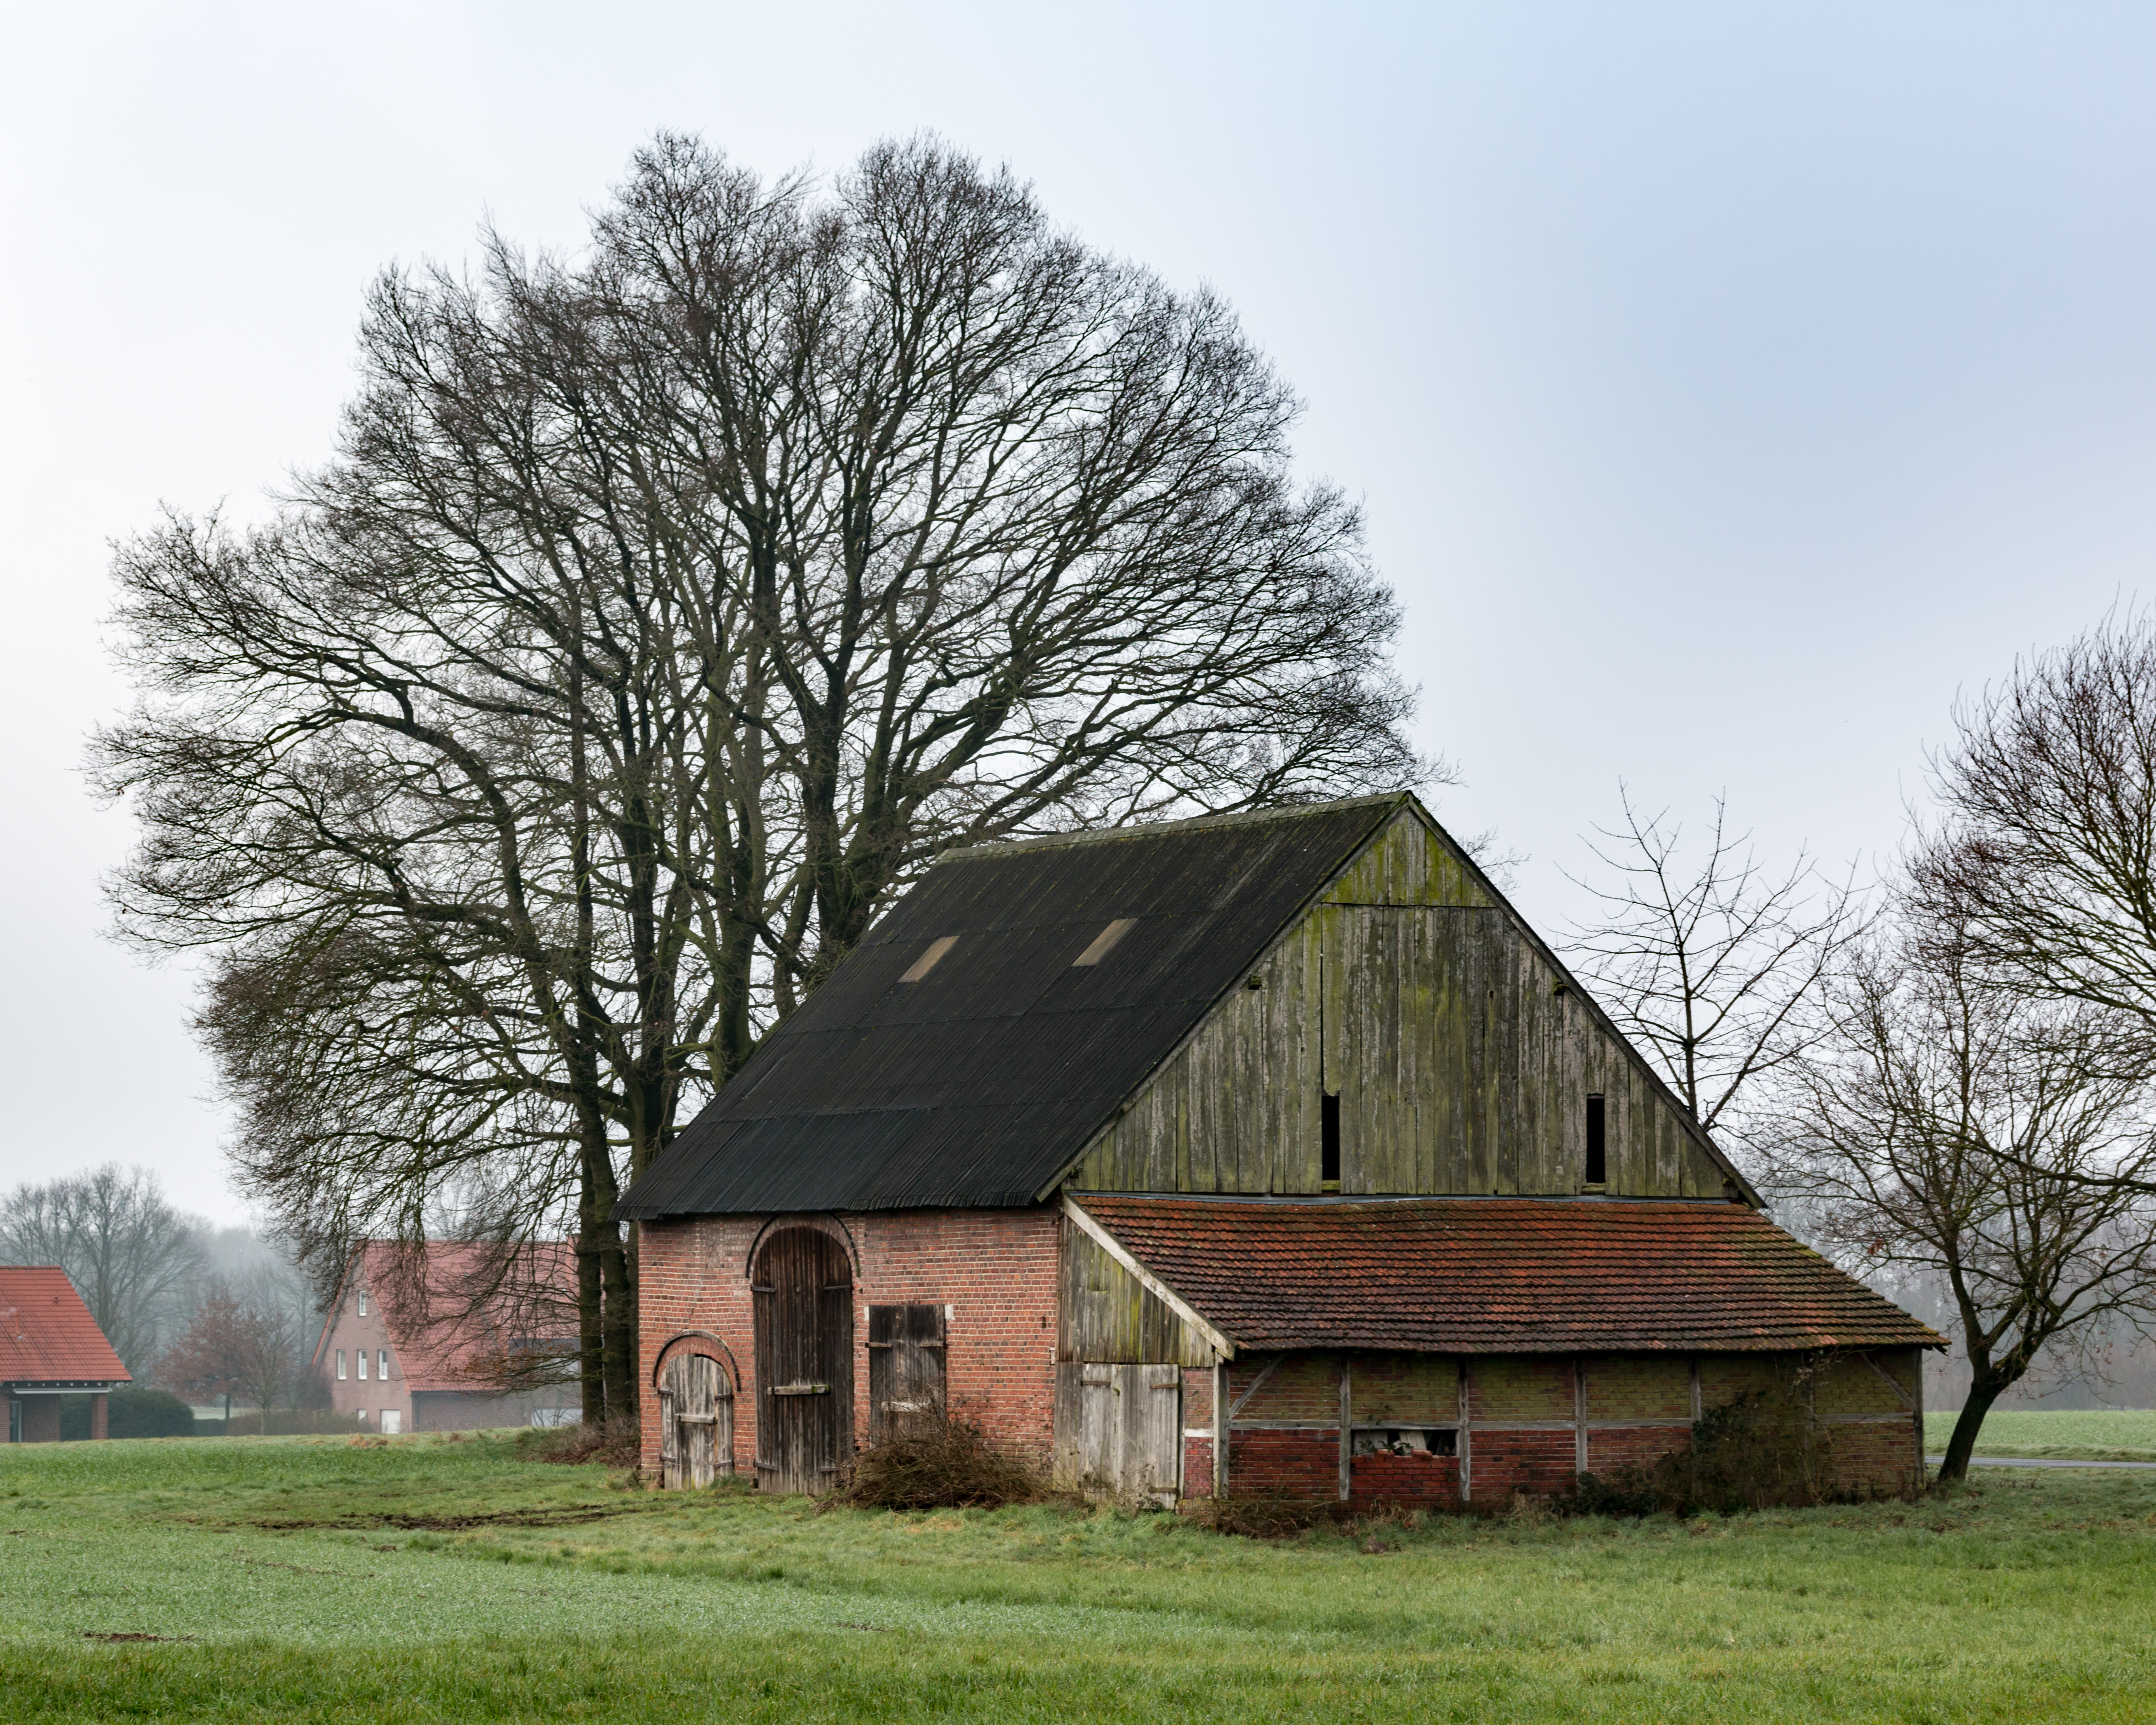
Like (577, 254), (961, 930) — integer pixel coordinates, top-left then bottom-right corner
(357, 1290), (368, 1317)
(336, 1350), (347, 1380)
(379, 1350), (391, 1381)
(1586, 1094), (1607, 1185)
(357, 1349), (369, 1381)
(356, 1408), (368, 1423)
(1321, 1091), (1341, 1191)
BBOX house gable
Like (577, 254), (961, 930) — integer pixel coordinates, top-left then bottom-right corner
(1068, 806), (1742, 1200)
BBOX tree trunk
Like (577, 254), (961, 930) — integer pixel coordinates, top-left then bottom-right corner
(574, 1161), (607, 1425)
(1935, 1372), (2009, 1483)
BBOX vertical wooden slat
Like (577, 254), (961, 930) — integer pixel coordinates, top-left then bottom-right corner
(1338, 1355), (1353, 1501)
(1458, 1358), (1473, 1501)
(1212, 1359), (1228, 1498)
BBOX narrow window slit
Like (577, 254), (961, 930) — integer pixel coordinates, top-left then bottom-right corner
(1585, 1093), (1606, 1185)
(1321, 1091), (1341, 1190)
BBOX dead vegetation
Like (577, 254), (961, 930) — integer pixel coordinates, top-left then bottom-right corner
(1561, 1380), (1856, 1517)
(521, 1418), (641, 1471)
(829, 1417), (1048, 1512)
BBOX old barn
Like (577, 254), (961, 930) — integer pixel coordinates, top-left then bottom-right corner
(618, 794), (1940, 1502)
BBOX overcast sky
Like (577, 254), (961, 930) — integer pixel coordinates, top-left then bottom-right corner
(5, 3), (2153, 1223)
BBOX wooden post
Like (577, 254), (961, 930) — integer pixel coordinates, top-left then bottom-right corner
(1458, 1358), (1472, 1502)
(1689, 1356), (1702, 1421)
(1212, 1359), (1228, 1499)
(1338, 1355), (1352, 1501)
(1574, 1357), (1588, 1478)
(90, 1392), (108, 1442)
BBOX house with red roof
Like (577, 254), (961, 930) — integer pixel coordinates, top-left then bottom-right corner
(618, 794), (1943, 1501)
(0, 1266), (130, 1443)
(310, 1242), (578, 1433)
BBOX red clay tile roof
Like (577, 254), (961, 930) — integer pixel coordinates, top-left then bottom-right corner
(0, 1266), (131, 1385)
(315, 1242), (576, 1394)
(1073, 1195), (1945, 1355)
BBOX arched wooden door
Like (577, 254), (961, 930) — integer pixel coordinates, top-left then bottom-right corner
(657, 1350), (733, 1489)
(753, 1228), (854, 1494)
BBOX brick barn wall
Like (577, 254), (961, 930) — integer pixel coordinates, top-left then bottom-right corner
(637, 1207), (1061, 1484)
(1183, 1347), (1925, 1506)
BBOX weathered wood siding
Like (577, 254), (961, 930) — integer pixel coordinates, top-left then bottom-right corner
(1058, 1222), (1213, 1367)
(1071, 809), (1730, 1197)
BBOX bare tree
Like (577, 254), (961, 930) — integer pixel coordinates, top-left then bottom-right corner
(93, 133), (1427, 1420)
(1783, 928), (2156, 1481)
(1914, 612), (2156, 1034)
(1561, 788), (1868, 1152)
(0, 1165), (206, 1375)
(156, 1279), (310, 1422)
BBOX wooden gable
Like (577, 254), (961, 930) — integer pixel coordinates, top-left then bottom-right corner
(1067, 805), (1738, 1200)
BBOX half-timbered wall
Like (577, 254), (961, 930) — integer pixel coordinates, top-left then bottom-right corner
(1071, 809), (1731, 1197)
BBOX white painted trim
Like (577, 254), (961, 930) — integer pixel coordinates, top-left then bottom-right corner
(1062, 1197), (1236, 1361)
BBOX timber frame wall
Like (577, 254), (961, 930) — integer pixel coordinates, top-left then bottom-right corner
(1178, 1348), (1927, 1504)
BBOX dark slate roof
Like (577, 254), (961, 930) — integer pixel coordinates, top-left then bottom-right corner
(616, 797), (1403, 1217)
(1075, 1194), (1946, 1354)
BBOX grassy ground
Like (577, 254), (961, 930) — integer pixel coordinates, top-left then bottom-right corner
(1941, 1408), (2156, 1463)
(5, 1432), (2155, 1722)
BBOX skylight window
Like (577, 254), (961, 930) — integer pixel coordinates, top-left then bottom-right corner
(899, 936), (959, 982)
(1071, 918), (1138, 967)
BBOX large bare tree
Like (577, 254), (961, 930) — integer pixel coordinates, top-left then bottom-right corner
(1560, 788), (1867, 1153)
(94, 134), (1425, 1419)
(1784, 927), (2156, 1481)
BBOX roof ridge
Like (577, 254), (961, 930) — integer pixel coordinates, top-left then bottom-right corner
(934, 792), (1404, 863)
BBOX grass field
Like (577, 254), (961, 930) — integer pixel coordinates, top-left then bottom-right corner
(1946, 1408), (2156, 1462)
(5, 1433), (2155, 1722)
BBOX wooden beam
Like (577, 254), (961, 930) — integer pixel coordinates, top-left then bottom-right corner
(1213, 1360), (1228, 1499)
(1338, 1356), (1353, 1501)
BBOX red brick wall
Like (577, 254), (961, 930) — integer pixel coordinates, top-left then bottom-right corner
(637, 1207), (1061, 1482)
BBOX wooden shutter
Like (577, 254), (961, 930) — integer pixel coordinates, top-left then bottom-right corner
(867, 1303), (948, 1445)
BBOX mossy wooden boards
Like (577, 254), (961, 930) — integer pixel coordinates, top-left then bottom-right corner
(1071, 806), (1728, 1198)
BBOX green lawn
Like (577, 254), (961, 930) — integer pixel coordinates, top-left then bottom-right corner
(4, 1432), (2155, 1722)
(1941, 1408), (2156, 1463)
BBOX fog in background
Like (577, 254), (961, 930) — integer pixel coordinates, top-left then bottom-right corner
(5, 3), (2155, 1224)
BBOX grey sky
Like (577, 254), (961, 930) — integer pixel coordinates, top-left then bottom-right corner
(5, 3), (2151, 1222)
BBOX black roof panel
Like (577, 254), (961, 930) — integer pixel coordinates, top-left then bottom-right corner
(615, 797), (1400, 1218)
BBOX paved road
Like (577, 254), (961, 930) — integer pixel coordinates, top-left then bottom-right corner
(1926, 1455), (2156, 1471)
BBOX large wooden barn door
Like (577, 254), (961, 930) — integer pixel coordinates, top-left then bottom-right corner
(868, 1303), (948, 1444)
(1055, 1363), (1182, 1503)
(753, 1228), (854, 1494)
(657, 1351), (733, 1489)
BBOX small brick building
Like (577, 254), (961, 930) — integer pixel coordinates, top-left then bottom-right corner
(311, 1242), (579, 1433)
(620, 795), (1941, 1501)
(0, 1266), (130, 1443)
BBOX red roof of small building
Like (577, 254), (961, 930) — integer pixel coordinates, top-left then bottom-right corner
(315, 1241), (576, 1393)
(0, 1266), (131, 1385)
(1073, 1194), (1945, 1355)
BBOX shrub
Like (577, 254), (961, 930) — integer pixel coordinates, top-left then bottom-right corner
(108, 1390), (196, 1439)
(830, 1416), (1046, 1511)
(1558, 1362), (1846, 1517)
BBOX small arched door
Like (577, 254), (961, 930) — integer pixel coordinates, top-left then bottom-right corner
(657, 1349), (733, 1489)
(753, 1227), (854, 1494)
